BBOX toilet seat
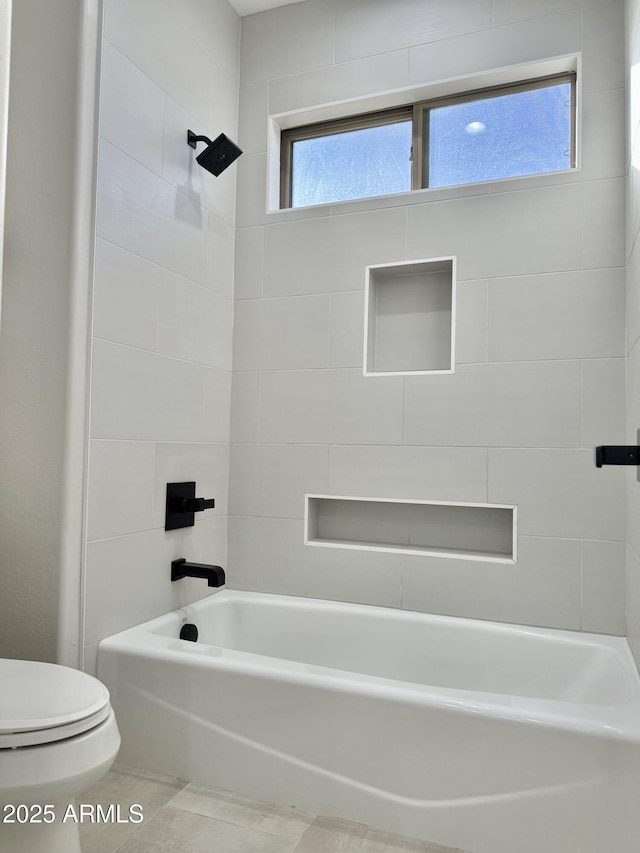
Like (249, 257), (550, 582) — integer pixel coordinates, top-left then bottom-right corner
(0, 659), (111, 748)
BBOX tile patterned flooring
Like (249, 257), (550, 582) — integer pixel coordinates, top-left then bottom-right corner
(80, 764), (468, 853)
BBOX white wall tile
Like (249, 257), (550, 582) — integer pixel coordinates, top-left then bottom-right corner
(227, 515), (259, 591)
(263, 208), (407, 297)
(157, 268), (233, 369)
(153, 442), (229, 528)
(404, 361), (581, 447)
(167, 0), (240, 72)
(456, 280), (487, 364)
(240, 0), (335, 85)
(85, 526), (199, 644)
(336, 0), (491, 63)
(327, 445), (488, 503)
(204, 368), (232, 444)
(628, 238), (640, 355)
(269, 50), (410, 116)
(583, 178), (626, 270)
(233, 295), (330, 371)
(329, 291), (365, 368)
(491, 0), (578, 27)
(582, 0), (625, 94)
(581, 539), (626, 635)
(85, 519), (225, 644)
(487, 269), (625, 362)
(488, 448), (625, 541)
(580, 89), (626, 182)
(97, 141), (209, 287)
(235, 152), (268, 227)
(99, 40), (165, 175)
(238, 82), (269, 156)
(87, 440), (156, 541)
(261, 369), (404, 445)
(207, 213), (235, 299)
(256, 517), (403, 607)
(401, 535), (581, 630)
(407, 184), (583, 281)
(91, 340), (205, 442)
(229, 444), (328, 517)
(212, 55), (240, 146)
(104, 0), (215, 127)
(230, 372), (261, 444)
(409, 9), (580, 87)
(627, 544), (640, 667)
(234, 227), (263, 300)
(581, 358), (626, 447)
(192, 515), (228, 576)
(93, 239), (159, 351)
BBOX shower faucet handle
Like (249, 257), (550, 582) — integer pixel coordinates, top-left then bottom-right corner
(181, 496), (215, 512)
(165, 482), (215, 530)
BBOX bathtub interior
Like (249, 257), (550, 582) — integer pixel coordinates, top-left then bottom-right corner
(141, 591), (637, 709)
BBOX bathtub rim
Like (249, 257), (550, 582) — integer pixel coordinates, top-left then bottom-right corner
(97, 589), (640, 743)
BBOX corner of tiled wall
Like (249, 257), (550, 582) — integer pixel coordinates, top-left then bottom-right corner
(83, 0), (241, 671)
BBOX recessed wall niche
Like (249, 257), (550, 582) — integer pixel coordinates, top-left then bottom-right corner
(305, 495), (517, 563)
(363, 257), (456, 376)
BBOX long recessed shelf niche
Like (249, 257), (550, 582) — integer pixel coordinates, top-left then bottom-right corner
(363, 256), (456, 376)
(305, 495), (517, 563)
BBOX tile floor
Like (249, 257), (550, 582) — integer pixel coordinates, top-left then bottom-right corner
(80, 764), (469, 853)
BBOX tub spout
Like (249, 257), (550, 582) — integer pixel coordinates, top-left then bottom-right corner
(171, 558), (225, 587)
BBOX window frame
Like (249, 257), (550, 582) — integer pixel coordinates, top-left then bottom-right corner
(280, 72), (576, 209)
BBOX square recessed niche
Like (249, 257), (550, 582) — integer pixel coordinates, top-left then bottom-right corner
(364, 257), (456, 376)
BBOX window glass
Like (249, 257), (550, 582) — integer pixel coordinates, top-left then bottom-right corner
(281, 75), (575, 208)
(426, 82), (572, 187)
(290, 120), (412, 207)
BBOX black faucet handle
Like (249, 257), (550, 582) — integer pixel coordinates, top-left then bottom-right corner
(165, 482), (215, 530)
(181, 497), (215, 512)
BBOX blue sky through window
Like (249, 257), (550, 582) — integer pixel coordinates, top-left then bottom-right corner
(291, 120), (412, 207)
(287, 80), (572, 207)
(428, 82), (572, 187)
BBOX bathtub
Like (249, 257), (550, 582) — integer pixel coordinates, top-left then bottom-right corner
(97, 591), (640, 853)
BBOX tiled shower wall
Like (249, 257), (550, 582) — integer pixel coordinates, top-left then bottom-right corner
(229, 0), (628, 633)
(83, 0), (240, 668)
(626, 0), (640, 666)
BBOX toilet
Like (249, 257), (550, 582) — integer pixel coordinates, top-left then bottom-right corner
(0, 658), (121, 853)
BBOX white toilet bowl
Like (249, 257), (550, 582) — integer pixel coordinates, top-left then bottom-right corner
(0, 658), (121, 853)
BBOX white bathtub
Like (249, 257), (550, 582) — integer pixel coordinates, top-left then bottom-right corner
(97, 591), (640, 853)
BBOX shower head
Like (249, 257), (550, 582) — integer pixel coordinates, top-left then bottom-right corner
(187, 129), (242, 176)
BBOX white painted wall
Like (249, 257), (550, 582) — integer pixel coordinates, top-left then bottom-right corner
(626, 0), (640, 666)
(82, 0), (240, 670)
(0, 0), (94, 663)
(229, 0), (627, 634)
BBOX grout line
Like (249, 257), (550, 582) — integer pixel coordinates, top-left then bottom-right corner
(485, 280), (489, 363)
(93, 336), (233, 372)
(95, 233), (234, 300)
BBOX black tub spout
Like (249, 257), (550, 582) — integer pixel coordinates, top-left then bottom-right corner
(171, 558), (225, 587)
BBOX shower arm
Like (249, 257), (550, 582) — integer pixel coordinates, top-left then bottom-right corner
(187, 131), (212, 149)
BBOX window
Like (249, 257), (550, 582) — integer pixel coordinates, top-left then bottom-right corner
(280, 74), (575, 209)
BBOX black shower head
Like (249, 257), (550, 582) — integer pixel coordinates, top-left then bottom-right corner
(187, 130), (242, 176)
